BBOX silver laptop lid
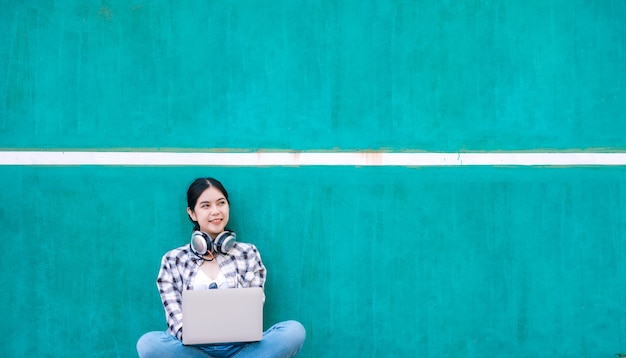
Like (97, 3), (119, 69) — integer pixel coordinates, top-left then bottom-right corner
(182, 287), (264, 345)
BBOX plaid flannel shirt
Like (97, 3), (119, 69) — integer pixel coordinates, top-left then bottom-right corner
(156, 242), (266, 340)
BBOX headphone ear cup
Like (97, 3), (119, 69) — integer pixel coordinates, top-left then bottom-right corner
(214, 231), (236, 254)
(190, 231), (211, 255)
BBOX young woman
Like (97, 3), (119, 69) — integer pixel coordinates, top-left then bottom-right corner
(137, 177), (306, 358)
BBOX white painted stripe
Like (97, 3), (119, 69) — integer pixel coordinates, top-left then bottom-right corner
(1, 151), (626, 166)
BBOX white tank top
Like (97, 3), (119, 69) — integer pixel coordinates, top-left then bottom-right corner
(193, 267), (228, 290)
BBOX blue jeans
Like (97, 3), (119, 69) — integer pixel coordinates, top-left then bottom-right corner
(137, 320), (305, 358)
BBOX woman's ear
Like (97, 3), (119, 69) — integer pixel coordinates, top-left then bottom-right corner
(187, 207), (197, 222)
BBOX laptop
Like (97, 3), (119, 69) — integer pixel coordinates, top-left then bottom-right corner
(182, 287), (264, 345)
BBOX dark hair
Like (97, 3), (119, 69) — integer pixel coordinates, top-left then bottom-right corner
(186, 177), (230, 229)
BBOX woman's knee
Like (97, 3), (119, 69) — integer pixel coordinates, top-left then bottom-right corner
(136, 332), (153, 357)
(278, 321), (306, 350)
(281, 320), (306, 345)
(136, 331), (173, 357)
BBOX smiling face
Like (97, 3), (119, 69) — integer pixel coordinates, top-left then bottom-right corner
(187, 186), (230, 239)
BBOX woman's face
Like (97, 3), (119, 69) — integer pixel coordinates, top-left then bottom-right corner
(187, 186), (230, 239)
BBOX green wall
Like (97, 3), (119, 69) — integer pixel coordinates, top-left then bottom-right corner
(2, 167), (626, 357)
(2, 0), (625, 151)
(2, 1), (626, 357)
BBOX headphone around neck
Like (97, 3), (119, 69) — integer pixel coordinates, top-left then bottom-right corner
(190, 230), (237, 256)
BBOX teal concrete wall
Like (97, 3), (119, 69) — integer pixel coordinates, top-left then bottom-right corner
(2, 0), (625, 151)
(2, 1), (626, 357)
(2, 167), (626, 357)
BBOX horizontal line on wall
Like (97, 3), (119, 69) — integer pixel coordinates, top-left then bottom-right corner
(1, 150), (626, 166)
